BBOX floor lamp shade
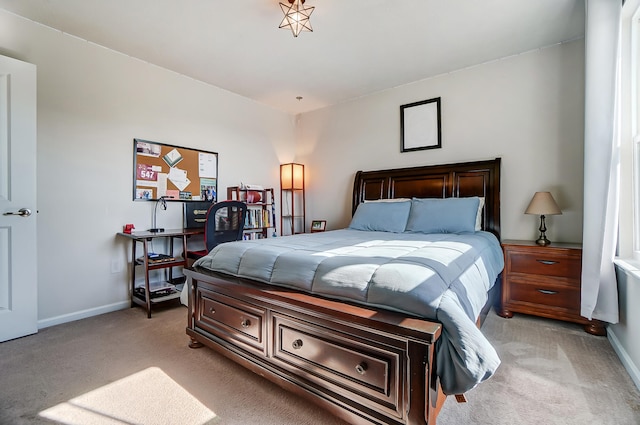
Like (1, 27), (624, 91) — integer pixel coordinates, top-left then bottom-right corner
(280, 163), (305, 235)
(281, 163), (304, 190)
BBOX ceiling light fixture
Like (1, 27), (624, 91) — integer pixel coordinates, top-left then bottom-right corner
(279, 0), (314, 38)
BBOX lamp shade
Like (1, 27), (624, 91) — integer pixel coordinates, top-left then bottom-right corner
(280, 163), (304, 190)
(524, 192), (562, 216)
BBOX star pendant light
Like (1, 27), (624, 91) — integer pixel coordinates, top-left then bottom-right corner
(279, 0), (314, 37)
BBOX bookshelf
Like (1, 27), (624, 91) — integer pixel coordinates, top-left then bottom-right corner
(227, 186), (276, 239)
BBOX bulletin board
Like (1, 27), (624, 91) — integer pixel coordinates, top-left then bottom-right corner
(132, 138), (218, 202)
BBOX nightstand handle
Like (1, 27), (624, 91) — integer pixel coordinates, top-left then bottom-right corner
(538, 289), (558, 295)
(537, 260), (558, 265)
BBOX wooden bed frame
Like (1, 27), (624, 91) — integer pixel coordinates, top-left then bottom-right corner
(185, 158), (501, 425)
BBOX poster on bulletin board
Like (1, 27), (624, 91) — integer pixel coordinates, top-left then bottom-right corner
(133, 138), (218, 202)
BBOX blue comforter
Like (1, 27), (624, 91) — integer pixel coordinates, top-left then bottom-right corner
(193, 229), (504, 394)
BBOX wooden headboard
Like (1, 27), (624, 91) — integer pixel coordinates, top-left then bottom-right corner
(352, 158), (501, 239)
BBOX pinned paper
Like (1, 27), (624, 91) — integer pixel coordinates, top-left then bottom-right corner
(163, 148), (183, 167)
(168, 167), (190, 191)
(156, 173), (168, 197)
(137, 164), (157, 181)
(199, 152), (217, 178)
(200, 178), (217, 202)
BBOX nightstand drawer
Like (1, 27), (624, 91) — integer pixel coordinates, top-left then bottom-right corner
(509, 252), (580, 279)
(508, 280), (580, 311)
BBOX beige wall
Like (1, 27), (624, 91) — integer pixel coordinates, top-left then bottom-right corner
(296, 40), (585, 243)
(0, 10), (295, 325)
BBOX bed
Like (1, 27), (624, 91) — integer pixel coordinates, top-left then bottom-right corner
(185, 158), (503, 425)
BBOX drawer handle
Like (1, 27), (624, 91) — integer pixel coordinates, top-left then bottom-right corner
(355, 362), (368, 375)
(209, 307), (216, 314)
(292, 339), (303, 350)
(240, 319), (251, 328)
(537, 260), (558, 265)
(537, 289), (558, 295)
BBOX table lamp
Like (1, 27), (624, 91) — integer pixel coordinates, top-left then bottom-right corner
(524, 192), (562, 246)
(149, 196), (173, 233)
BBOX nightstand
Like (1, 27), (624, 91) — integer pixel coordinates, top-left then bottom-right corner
(498, 240), (606, 336)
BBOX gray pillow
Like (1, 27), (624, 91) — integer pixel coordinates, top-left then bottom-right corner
(406, 197), (480, 233)
(349, 200), (411, 233)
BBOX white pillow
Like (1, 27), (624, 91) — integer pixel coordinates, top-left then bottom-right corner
(476, 197), (485, 231)
(364, 198), (411, 202)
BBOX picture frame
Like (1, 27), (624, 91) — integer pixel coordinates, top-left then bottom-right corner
(400, 97), (441, 152)
(310, 220), (326, 232)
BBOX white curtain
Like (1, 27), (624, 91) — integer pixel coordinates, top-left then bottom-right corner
(581, 0), (621, 324)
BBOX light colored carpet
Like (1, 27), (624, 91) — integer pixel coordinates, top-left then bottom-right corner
(38, 367), (215, 425)
(440, 311), (640, 425)
(0, 304), (638, 425)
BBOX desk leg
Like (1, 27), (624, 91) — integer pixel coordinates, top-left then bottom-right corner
(131, 240), (137, 308)
(142, 239), (152, 318)
(168, 237), (174, 284)
(181, 235), (188, 266)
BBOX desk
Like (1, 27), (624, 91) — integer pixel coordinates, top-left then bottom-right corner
(117, 228), (204, 318)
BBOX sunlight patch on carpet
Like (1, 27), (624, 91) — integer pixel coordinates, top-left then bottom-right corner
(38, 367), (216, 425)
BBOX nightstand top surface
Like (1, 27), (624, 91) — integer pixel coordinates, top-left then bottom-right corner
(501, 239), (582, 250)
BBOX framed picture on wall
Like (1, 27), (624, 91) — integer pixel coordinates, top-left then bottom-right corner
(310, 220), (326, 233)
(400, 97), (442, 152)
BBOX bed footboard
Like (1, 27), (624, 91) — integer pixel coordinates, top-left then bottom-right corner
(185, 267), (443, 425)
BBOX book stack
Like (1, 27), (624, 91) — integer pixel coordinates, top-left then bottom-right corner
(242, 232), (265, 240)
(134, 284), (176, 299)
(137, 253), (176, 264)
(245, 208), (272, 229)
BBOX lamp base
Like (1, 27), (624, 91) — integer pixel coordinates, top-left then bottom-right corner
(535, 215), (551, 246)
(535, 236), (551, 246)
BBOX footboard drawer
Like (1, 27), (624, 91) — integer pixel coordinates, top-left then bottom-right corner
(272, 313), (402, 419)
(195, 287), (266, 355)
(186, 269), (443, 425)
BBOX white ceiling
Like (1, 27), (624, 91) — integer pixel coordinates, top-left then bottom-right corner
(0, 0), (585, 115)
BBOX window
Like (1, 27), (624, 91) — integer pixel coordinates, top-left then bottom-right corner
(623, 1), (640, 262)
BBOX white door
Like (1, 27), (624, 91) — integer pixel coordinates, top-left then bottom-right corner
(0, 55), (37, 342)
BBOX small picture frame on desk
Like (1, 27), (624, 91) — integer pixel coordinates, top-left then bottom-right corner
(311, 220), (326, 233)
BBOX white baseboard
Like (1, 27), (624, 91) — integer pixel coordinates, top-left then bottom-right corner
(37, 301), (130, 329)
(608, 328), (640, 391)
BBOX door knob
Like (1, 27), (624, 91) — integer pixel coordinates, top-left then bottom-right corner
(3, 208), (31, 217)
